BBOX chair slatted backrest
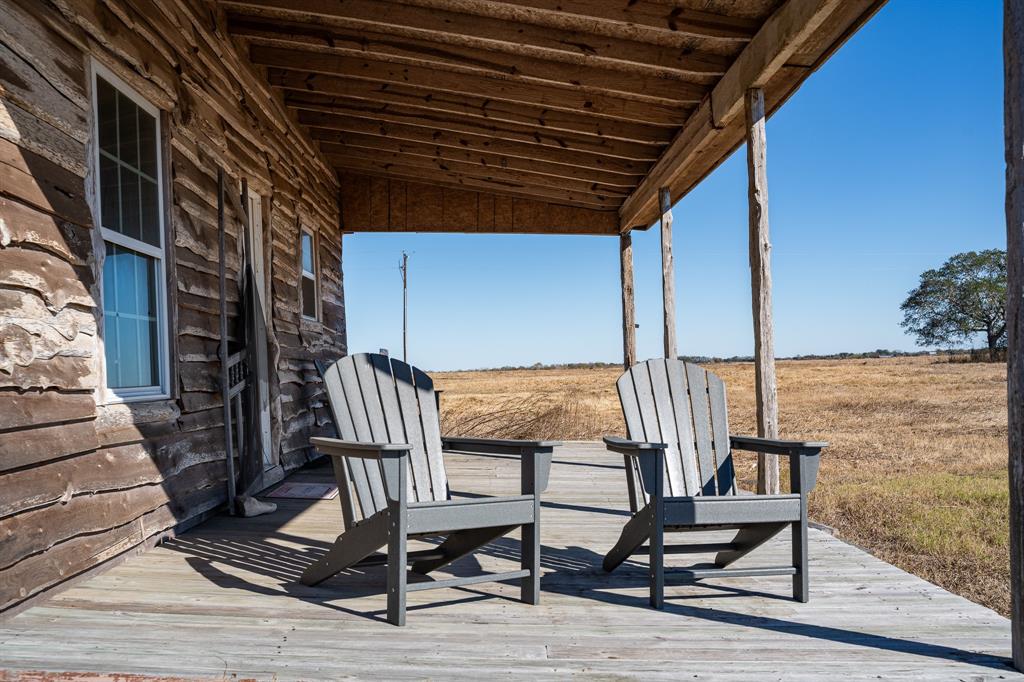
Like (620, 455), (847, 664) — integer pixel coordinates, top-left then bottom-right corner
(616, 359), (735, 508)
(318, 353), (448, 527)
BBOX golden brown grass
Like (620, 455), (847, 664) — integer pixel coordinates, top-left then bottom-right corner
(435, 357), (1010, 616)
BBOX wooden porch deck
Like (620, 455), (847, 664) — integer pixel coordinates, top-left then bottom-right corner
(0, 442), (1017, 680)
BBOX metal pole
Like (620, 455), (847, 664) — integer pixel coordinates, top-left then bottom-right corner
(401, 251), (408, 362)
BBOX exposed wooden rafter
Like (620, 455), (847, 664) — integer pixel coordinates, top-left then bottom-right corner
(219, 0), (885, 232)
(619, 0), (886, 232)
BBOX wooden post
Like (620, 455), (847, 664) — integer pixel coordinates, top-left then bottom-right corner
(1005, 0), (1024, 669)
(217, 167), (237, 514)
(745, 88), (779, 496)
(620, 231), (637, 369)
(659, 187), (677, 360)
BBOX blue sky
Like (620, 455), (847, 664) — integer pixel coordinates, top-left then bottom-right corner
(343, 1), (1005, 371)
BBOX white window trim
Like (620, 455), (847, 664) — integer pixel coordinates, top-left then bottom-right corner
(300, 228), (320, 321)
(91, 59), (170, 404)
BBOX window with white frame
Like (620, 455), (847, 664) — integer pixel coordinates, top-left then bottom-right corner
(300, 229), (318, 320)
(93, 64), (168, 400)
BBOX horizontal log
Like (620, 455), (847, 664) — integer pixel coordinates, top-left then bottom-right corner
(0, 459), (226, 569)
(330, 156), (620, 209)
(291, 100), (665, 161)
(0, 419), (99, 473)
(0, 138), (92, 227)
(0, 481), (226, 612)
(0, 389), (95, 432)
(340, 172), (619, 234)
(222, 0), (743, 73)
(0, 429), (226, 518)
(480, 0), (761, 41)
(278, 83), (676, 144)
(322, 148), (632, 199)
(315, 135), (643, 187)
(233, 21), (715, 100)
(250, 46), (693, 125)
(0, 352), (98, 392)
(307, 117), (653, 175)
(0, 196), (92, 264)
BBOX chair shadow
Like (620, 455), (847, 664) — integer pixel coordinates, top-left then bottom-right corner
(165, 498), (1012, 671)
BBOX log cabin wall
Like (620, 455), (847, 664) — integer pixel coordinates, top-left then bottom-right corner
(0, 0), (344, 614)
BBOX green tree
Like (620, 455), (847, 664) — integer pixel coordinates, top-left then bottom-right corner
(900, 249), (1007, 360)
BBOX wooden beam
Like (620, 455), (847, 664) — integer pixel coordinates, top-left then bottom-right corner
(745, 88), (779, 496)
(230, 19), (720, 97)
(278, 86), (677, 145)
(307, 124), (650, 177)
(482, 0), (760, 40)
(620, 231), (637, 370)
(1005, 0), (1024, 671)
(619, 0), (853, 232)
(339, 173), (619, 234)
(314, 135), (644, 187)
(249, 46), (693, 125)
(221, 0), (751, 69)
(320, 147), (632, 200)
(659, 187), (676, 360)
(291, 104), (662, 162)
(332, 159), (620, 210)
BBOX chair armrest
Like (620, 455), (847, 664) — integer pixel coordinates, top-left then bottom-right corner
(729, 435), (825, 495)
(441, 437), (556, 494)
(729, 435), (827, 456)
(311, 436), (411, 459)
(441, 436), (559, 456)
(603, 435), (667, 456)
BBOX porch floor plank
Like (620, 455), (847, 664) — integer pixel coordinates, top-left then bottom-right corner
(0, 442), (1017, 680)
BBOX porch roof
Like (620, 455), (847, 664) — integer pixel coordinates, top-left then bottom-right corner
(220, 0), (884, 235)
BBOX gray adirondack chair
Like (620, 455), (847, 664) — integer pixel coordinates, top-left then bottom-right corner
(301, 353), (557, 625)
(603, 358), (826, 608)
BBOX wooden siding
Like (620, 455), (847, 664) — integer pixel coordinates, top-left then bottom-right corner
(0, 0), (344, 614)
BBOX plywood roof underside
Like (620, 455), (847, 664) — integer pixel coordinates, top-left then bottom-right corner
(221, 0), (885, 234)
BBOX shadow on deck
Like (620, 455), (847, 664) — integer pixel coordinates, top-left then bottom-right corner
(0, 443), (1016, 680)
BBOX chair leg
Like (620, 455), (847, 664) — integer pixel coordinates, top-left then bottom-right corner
(792, 516), (809, 603)
(521, 522), (540, 605)
(603, 504), (653, 572)
(649, 504), (664, 609)
(387, 508), (407, 626)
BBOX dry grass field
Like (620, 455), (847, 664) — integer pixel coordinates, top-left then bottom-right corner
(434, 357), (1010, 616)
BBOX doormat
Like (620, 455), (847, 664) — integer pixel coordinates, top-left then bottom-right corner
(267, 482), (339, 500)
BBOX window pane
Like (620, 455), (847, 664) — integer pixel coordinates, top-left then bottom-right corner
(138, 109), (157, 178)
(301, 232), (314, 274)
(97, 78), (118, 155)
(99, 154), (120, 232)
(302, 276), (316, 318)
(104, 243), (160, 389)
(113, 245), (137, 315)
(118, 314), (141, 387)
(120, 169), (141, 242)
(117, 92), (139, 169)
(140, 178), (160, 246)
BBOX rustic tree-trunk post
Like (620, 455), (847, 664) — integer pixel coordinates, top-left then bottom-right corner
(660, 187), (677, 360)
(1005, 0), (1024, 669)
(620, 231), (637, 369)
(745, 88), (780, 496)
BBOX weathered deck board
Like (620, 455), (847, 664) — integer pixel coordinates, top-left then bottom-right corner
(0, 442), (1017, 680)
